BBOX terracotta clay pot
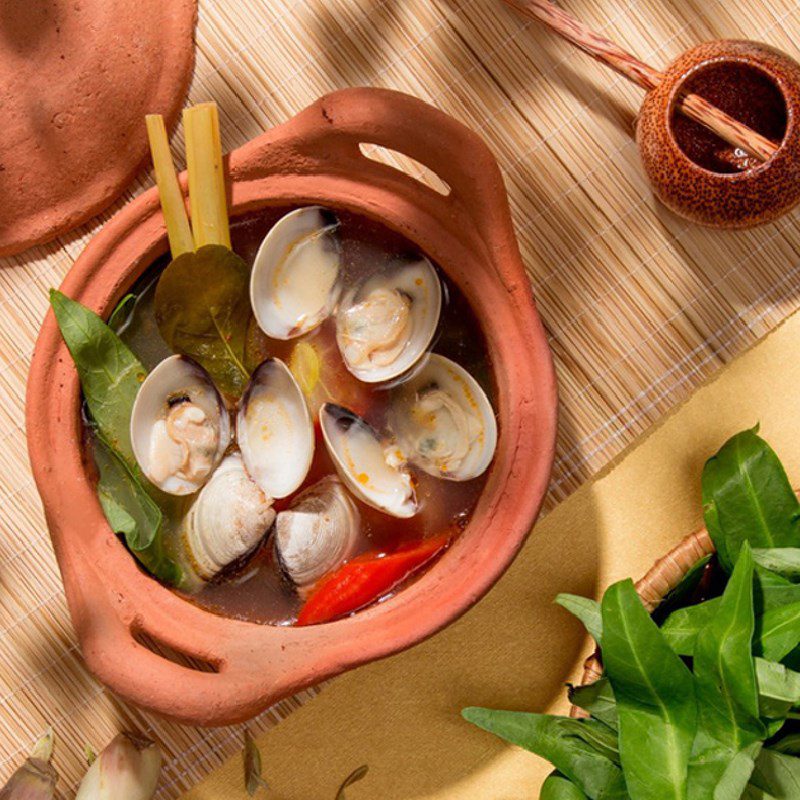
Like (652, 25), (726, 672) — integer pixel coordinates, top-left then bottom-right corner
(570, 527), (715, 712)
(26, 88), (558, 726)
(637, 40), (800, 228)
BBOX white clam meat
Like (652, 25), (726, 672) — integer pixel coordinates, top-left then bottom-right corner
(320, 403), (418, 518)
(237, 358), (315, 499)
(389, 354), (497, 481)
(274, 476), (360, 591)
(130, 355), (230, 495)
(336, 257), (441, 383)
(250, 206), (342, 340)
(183, 453), (275, 581)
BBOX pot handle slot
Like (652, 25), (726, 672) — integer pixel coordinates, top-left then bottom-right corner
(281, 89), (517, 254)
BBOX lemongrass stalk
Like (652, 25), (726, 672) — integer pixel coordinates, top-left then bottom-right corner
(0, 729), (57, 799)
(75, 733), (161, 800)
(184, 102), (231, 249)
(145, 115), (194, 259)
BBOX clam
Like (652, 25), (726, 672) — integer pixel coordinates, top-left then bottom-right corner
(130, 355), (230, 495)
(182, 453), (275, 581)
(237, 358), (315, 499)
(250, 206), (342, 340)
(336, 256), (442, 383)
(389, 354), (497, 481)
(320, 403), (418, 518)
(273, 476), (360, 591)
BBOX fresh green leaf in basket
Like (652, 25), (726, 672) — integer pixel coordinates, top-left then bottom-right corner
(461, 709), (627, 800)
(93, 435), (181, 586)
(541, 773), (589, 800)
(755, 658), (800, 721)
(154, 244), (252, 399)
(755, 602), (800, 663)
(567, 679), (618, 731)
(753, 550), (800, 583)
(601, 578), (696, 800)
(555, 594), (603, 643)
(50, 289), (146, 463)
(652, 554), (715, 624)
(702, 428), (800, 573)
(748, 748), (800, 797)
(687, 543), (765, 799)
(772, 733), (800, 756)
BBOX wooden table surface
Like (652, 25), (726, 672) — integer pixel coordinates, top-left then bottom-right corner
(0, 0), (798, 796)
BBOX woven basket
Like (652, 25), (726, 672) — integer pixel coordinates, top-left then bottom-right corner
(569, 527), (714, 715)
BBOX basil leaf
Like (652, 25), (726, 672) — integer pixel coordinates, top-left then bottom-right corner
(556, 594), (603, 643)
(93, 436), (180, 586)
(749, 748), (800, 797)
(568, 680), (618, 731)
(653, 554), (714, 623)
(753, 550), (800, 583)
(772, 734), (800, 755)
(461, 709), (628, 800)
(756, 602), (800, 663)
(601, 579), (695, 800)
(661, 568), (800, 657)
(154, 244), (251, 398)
(702, 428), (800, 572)
(542, 773), (590, 800)
(756, 659), (800, 720)
(50, 289), (146, 462)
(688, 543), (765, 798)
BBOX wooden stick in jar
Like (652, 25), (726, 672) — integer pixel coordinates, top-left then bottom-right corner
(502, 0), (779, 162)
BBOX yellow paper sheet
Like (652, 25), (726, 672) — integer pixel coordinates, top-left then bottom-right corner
(184, 310), (800, 800)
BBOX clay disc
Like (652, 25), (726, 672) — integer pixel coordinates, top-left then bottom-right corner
(0, 0), (197, 257)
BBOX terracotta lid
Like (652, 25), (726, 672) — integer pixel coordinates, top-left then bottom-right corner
(0, 0), (197, 257)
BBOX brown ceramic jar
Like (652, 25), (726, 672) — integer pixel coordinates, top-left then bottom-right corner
(637, 40), (800, 228)
(26, 89), (558, 726)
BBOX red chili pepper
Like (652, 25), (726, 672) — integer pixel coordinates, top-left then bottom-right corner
(296, 535), (450, 626)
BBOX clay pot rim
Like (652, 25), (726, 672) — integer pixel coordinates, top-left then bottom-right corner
(27, 88), (559, 725)
(664, 45), (794, 181)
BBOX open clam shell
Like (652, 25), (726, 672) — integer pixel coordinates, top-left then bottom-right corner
(389, 353), (497, 481)
(273, 476), (360, 592)
(250, 206), (342, 340)
(335, 256), (442, 383)
(237, 358), (315, 499)
(320, 403), (418, 518)
(130, 355), (230, 495)
(183, 453), (275, 582)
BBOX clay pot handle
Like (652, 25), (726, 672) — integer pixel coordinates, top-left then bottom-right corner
(280, 88), (518, 258)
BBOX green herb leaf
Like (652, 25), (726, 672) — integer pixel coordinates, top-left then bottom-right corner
(753, 550), (800, 582)
(555, 594), (603, 643)
(653, 554), (714, 622)
(108, 293), (137, 332)
(335, 765), (368, 799)
(154, 244), (252, 398)
(242, 731), (269, 796)
(749, 748), (800, 797)
(93, 436), (180, 585)
(772, 734), (800, 755)
(50, 289), (146, 462)
(702, 428), (800, 573)
(461, 709), (627, 799)
(601, 579), (695, 800)
(756, 602), (800, 663)
(688, 543), (765, 798)
(541, 773), (590, 800)
(756, 658), (800, 720)
(567, 679), (618, 731)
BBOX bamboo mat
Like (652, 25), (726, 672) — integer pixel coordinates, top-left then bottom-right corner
(0, 0), (799, 796)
